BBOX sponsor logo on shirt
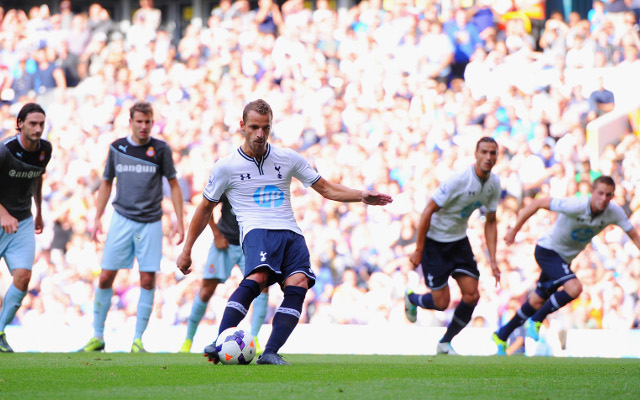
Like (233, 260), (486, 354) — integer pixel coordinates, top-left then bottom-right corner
(460, 201), (482, 218)
(8, 169), (43, 178)
(253, 185), (285, 208)
(570, 227), (595, 243)
(115, 164), (157, 173)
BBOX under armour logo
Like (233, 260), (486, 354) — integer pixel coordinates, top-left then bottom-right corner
(427, 273), (434, 287)
(119, 145), (128, 153)
(275, 165), (282, 179)
(241, 173), (251, 181)
(468, 191), (476, 196)
(16, 152), (23, 158)
(260, 251), (267, 262)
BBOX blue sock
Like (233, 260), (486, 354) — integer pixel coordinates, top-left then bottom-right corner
(497, 301), (536, 341)
(93, 287), (113, 339)
(440, 300), (475, 343)
(409, 292), (436, 309)
(186, 295), (208, 341)
(531, 290), (574, 323)
(0, 284), (27, 331)
(218, 279), (261, 336)
(251, 292), (269, 338)
(264, 286), (306, 355)
(134, 288), (155, 340)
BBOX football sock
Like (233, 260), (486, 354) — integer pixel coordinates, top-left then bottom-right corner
(409, 292), (436, 309)
(186, 295), (208, 341)
(531, 290), (574, 323)
(93, 287), (113, 339)
(264, 285), (306, 354)
(251, 292), (269, 338)
(496, 301), (536, 341)
(134, 288), (155, 340)
(218, 279), (261, 335)
(0, 284), (27, 331)
(440, 300), (475, 343)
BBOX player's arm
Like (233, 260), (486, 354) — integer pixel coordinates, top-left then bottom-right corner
(504, 197), (552, 245)
(177, 197), (217, 275)
(484, 211), (500, 284)
(32, 175), (44, 234)
(625, 228), (640, 253)
(0, 203), (18, 234)
(167, 177), (185, 245)
(91, 179), (113, 242)
(207, 203), (229, 250)
(409, 199), (440, 267)
(311, 177), (392, 205)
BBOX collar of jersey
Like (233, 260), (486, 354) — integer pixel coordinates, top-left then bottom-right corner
(127, 135), (152, 147)
(238, 144), (270, 174)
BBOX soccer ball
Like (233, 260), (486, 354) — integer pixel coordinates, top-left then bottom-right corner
(215, 327), (256, 365)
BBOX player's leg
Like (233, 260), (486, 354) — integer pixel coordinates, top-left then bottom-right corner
(529, 278), (581, 328)
(494, 291), (544, 344)
(437, 274), (479, 355)
(181, 278), (220, 352)
(79, 268), (118, 352)
(250, 287), (269, 354)
(131, 271), (156, 353)
(0, 217), (36, 352)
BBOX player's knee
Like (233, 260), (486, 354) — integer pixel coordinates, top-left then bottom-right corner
(433, 297), (449, 311)
(13, 271), (31, 292)
(462, 291), (480, 305)
(564, 279), (582, 298)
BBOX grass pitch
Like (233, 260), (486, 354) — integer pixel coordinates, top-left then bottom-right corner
(0, 353), (638, 399)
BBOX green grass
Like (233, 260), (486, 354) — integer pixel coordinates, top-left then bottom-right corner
(0, 353), (638, 399)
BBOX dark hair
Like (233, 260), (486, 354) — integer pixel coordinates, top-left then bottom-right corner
(16, 103), (46, 131)
(130, 101), (154, 119)
(476, 136), (498, 151)
(592, 175), (615, 191)
(242, 99), (272, 123)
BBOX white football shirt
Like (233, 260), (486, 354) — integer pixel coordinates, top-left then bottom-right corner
(428, 165), (501, 242)
(203, 144), (321, 244)
(537, 197), (633, 263)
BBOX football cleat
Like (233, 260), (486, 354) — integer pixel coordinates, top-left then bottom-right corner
(179, 339), (192, 353)
(492, 333), (507, 356)
(436, 342), (458, 355)
(78, 337), (105, 352)
(254, 337), (263, 356)
(525, 319), (542, 341)
(404, 290), (417, 323)
(0, 332), (14, 353)
(203, 342), (220, 364)
(256, 352), (290, 365)
(131, 339), (147, 353)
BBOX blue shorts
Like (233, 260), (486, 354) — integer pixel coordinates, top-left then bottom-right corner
(202, 242), (245, 281)
(420, 236), (479, 291)
(242, 229), (315, 288)
(101, 212), (163, 272)
(534, 245), (576, 299)
(0, 217), (35, 272)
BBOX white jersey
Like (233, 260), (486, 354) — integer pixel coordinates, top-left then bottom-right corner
(537, 197), (633, 263)
(428, 165), (501, 242)
(203, 144), (321, 244)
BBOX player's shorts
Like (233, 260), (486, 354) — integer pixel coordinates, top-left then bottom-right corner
(420, 236), (479, 291)
(533, 245), (576, 299)
(0, 217), (35, 272)
(101, 212), (162, 272)
(242, 229), (316, 288)
(202, 242), (245, 281)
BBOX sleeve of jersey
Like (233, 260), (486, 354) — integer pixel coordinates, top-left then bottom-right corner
(289, 149), (321, 187)
(202, 163), (228, 202)
(549, 197), (587, 214)
(611, 204), (634, 232)
(161, 143), (177, 180)
(103, 146), (116, 181)
(486, 176), (501, 212)
(431, 176), (456, 208)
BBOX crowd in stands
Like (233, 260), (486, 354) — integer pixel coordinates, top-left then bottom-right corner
(1, 0), (640, 351)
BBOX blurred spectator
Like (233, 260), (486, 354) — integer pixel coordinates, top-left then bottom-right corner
(587, 75), (615, 123)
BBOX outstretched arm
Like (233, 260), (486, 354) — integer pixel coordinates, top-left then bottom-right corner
(484, 211), (500, 285)
(409, 199), (440, 267)
(504, 197), (552, 245)
(177, 197), (217, 275)
(626, 228), (640, 253)
(310, 177), (393, 205)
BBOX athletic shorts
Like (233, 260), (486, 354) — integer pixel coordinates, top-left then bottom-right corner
(101, 212), (162, 272)
(420, 236), (479, 291)
(242, 229), (315, 288)
(534, 245), (576, 299)
(0, 217), (35, 272)
(202, 242), (245, 281)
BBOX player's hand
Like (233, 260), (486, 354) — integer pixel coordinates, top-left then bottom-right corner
(362, 191), (393, 206)
(173, 221), (185, 245)
(490, 259), (501, 287)
(0, 213), (18, 234)
(176, 251), (193, 275)
(214, 235), (229, 250)
(504, 227), (517, 245)
(409, 249), (421, 268)
(34, 213), (44, 234)
(91, 219), (103, 243)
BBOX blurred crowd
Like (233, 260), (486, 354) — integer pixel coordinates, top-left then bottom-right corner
(1, 0), (640, 350)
